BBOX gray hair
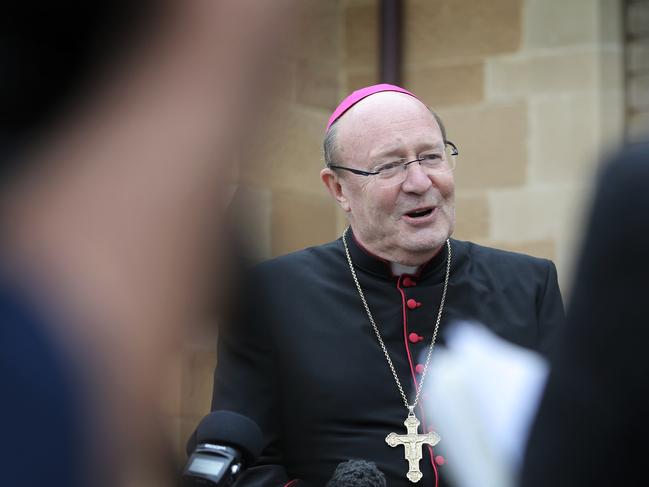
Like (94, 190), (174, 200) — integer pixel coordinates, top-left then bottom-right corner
(323, 108), (447, 168)
(323, 122), (340, 167)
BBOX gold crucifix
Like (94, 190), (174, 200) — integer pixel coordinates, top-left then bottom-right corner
(386, 412), (441, 483)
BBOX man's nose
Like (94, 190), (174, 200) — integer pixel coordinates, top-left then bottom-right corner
(401, 161), (432, 193)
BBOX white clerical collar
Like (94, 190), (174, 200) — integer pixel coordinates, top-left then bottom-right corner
(390, 261), (420, 276)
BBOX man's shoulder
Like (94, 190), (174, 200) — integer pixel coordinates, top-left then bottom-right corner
(253, 238), (343, 276)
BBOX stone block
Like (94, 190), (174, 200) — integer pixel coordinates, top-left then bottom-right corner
(296, 61), (341, 111)
(629, 74), (649, 111)
(523, 0), (597, 49)
(599, 0), (624, 45)
(453, 192), (490, 241)
(243, 105), (330, 196)
(598, 90), (625, 148)
(289, 0), (342, 63)
(270, 106), (332, 196)
(271, 190), (338, 256)
(404, 62), (484, 107)
(480, 239), (556, 261)
(487, 50), (599, 98)
(404, 0), (522, 64)
(345, 71), (378, 93)
(628, 40), (649, 73)
(628, 111), (649, 142)
(529, 93), (600, 184)
(180, 346), (217, 417)
(344, 1), (379, 70)
(336, 209), (350, 236)
(239, 100), (293, 187)
(600, 49), (624, 93)
(488, 186), (587, 244)
(438, 101), (528, 190)
(627, 1), (649, 37)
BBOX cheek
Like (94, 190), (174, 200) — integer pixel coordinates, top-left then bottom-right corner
(435, 174), (455, 201)
(372, 189), (402, 217)
(439, 177), (456, 227)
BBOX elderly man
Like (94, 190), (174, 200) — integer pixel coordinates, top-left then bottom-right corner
(211, 84), (564, 487)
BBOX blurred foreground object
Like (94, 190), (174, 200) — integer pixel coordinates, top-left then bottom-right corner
(520, 141), (649, 486)
(0, 2), (295, 486)
(425, 322), (548, 487)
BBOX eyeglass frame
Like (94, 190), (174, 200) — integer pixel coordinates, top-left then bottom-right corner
(327, 140), (459, 178)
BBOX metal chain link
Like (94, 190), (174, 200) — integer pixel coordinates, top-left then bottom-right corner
(342, 228), (451, 411)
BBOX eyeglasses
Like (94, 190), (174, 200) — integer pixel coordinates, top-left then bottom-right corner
(328, 141), (459, 188)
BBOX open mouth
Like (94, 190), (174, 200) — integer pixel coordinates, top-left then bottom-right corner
(406, 208), (434, 218)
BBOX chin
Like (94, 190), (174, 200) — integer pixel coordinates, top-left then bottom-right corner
(404, 227), (450, 251)
(397, 239), (444, 261)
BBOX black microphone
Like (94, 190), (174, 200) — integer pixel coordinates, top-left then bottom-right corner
(183, 410), (264, 487)
(325, 460), (387, 487)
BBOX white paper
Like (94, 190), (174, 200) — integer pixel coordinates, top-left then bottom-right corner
(423, 321), (549, 487)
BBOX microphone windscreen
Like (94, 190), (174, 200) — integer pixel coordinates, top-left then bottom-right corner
(325, 459), (387, 487)
(195, 410), (264, 466)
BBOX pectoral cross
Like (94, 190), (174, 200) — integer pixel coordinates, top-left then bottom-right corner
(386, 411), (441, 483)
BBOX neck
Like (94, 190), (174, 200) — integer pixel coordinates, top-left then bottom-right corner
(350, 228), (444, 267)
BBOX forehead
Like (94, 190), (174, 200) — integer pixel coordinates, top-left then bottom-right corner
(335, 92), (442, 158)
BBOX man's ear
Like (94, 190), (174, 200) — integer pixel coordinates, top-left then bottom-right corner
(321, 168), (351, 212)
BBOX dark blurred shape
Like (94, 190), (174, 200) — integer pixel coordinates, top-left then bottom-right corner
(520, 141), (649, 486)
(1, 6), (155, 486)
(0, 1), (296, 486)
(326, 460), (387, 487)
(0, 3), (154, 173)
(0, 277), (85, 487)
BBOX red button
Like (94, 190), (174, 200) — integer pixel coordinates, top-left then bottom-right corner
(403, 277), (417, 287)
(408, 332), (420, 344)
(435, 455), (445, 466)
(415, 364), (424, 374)
(407, 299), (418, 310)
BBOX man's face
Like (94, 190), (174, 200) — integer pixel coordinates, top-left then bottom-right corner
(333, 92), (455, 265)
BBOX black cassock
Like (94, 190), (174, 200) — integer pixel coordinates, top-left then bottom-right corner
(212, 233), (564, 487)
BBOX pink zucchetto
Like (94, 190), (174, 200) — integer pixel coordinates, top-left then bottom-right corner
(326, 83), (422, 132)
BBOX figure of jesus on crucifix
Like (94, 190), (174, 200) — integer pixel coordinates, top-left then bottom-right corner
(386, 412), (441, 483)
